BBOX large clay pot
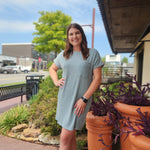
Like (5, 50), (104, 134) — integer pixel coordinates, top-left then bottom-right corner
(114, 102), (150, 150)
(129, 133), (150, 150)
(86, 111), (113, 150)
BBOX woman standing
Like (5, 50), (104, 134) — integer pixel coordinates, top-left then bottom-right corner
(49, 23), (104, 150)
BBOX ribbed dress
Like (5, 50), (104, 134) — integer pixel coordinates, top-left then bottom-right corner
(54, 48), (104, 131)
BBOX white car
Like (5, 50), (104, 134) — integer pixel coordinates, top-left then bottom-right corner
(0, 66), (14, 74)
(21, 66), (31, 73)
(0, 65), (21, 74)
(11, 65), (22, 74)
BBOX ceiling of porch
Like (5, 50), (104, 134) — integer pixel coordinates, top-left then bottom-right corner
(97, 0), (150, 54)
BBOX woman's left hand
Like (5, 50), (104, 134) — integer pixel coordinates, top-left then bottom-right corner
(74, 99), (86, 116)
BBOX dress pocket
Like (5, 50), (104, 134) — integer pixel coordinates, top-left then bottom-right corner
(78, 61), (91, 78)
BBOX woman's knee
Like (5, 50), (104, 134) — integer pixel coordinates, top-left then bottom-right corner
(60, 128), (76, 144)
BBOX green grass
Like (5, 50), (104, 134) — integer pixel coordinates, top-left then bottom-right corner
(0, 82), (26, 87)
(0, 105), (29, 135)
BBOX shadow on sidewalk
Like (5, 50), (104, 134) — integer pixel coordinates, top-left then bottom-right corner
(0, 135), (59, 150)
(0, 95), (27, 114)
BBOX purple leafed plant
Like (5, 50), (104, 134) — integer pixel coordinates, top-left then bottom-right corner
(90, 84), (118, 116)
(89, 75), (150, 147)
(91, 74), (150, 117)
(90, 81), (122, 127)
(90, 83), (121, 146)
(127, 108), (150, 138)
(116, 75), (150, 106)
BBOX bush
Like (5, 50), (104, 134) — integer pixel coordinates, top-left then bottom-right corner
(47, 61), (53, 69)
(28, 95), (38, 105)
(39, 69), (62, 90)
(77, 140), (87, 150)
(29, 86), (61, 136)
(0, 105), (29, 135)
(28, 70), (63, 136)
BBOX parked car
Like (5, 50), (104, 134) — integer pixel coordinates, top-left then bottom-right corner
(0, 65), (21, 74)
(10, 65), (21, 74)
(0, 66), (14, 74)
(20, 66), (31, 73)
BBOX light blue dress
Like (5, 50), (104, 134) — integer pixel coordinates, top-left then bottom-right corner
(54, 48), (104, 131)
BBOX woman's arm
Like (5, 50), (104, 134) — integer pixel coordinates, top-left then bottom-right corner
(49, 63), (65, 88)
(83, 66), (102, 99)
(74, 66), (102, 116)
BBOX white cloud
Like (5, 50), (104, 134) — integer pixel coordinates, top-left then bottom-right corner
(0, 0), (95, 10)
(0, 0), (38, 7)
(82, 24), (105, 34)
(0, 20), (34, 33)
(0, 0), (105, 34)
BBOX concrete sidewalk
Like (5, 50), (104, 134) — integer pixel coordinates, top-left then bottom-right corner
(0, 135), (59, 150)
(0, 97), (59, 150)
(0, 95), (27, 114)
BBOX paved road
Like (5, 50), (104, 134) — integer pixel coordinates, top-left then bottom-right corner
(0, 70), (49, 85)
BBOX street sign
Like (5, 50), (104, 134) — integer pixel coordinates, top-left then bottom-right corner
(38, 57), (41, 62)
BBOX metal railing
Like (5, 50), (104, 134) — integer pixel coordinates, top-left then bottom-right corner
(0, 67), (133, 101)
(0, 75), (44, 102)
(0, 84), (26, 102)
(101, 66), (134, 84)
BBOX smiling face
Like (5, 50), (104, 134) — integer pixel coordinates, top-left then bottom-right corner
(68, 27), (82, 50)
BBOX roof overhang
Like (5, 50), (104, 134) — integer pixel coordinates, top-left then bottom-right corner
(97, 0), (150, 54)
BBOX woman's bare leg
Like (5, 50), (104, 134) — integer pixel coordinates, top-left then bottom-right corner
(59, 128), (76, 150)
(70, 132), (77, 150)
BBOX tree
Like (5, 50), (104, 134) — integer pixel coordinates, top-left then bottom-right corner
(101, 57), (105, 63)
(32, 10), (72, 55)
(122, 57), (128, 63)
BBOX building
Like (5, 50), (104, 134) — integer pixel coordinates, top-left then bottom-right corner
(0, 55), (16, 67)
(105, 54), (121, 66)
(97, 0), (150, 85)
(2, 43), (34, 58)
(2, 43), (48, 70)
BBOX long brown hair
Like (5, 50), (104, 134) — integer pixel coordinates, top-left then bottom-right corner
(63, 23), (89, 59)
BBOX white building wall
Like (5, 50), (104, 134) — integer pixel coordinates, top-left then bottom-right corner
(105, 54), (121, 65)
(142, 41), (150, 84)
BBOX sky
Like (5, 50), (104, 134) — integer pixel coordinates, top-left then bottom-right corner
(0, 0), (133, 63)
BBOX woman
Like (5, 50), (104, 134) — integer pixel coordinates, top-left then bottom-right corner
(49, 23), (104, 150)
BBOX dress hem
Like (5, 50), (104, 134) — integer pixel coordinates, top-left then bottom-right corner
(56, 120), (83, 131)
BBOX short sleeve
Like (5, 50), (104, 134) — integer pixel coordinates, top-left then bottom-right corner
(92, 49), (104, 69)
(53, 52), (63, 69)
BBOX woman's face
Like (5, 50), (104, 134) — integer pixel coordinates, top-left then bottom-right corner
(68, 27), (82, 48)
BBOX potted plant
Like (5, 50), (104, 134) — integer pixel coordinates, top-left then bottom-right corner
(113, 75), (150, 150)
(86, 83), (120, 150)
(86, 75), (150, 150)
(128, 108), (150, 150)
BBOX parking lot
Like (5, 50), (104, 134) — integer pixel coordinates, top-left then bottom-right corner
(0, 70), (49, 85)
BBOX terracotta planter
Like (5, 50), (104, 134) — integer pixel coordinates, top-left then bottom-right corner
(86, 111), (113, 150)
(129, 133), (150, 150)
(114, 102), (150, 150)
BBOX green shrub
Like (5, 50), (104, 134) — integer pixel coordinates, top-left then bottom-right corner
(47, 61), (53, 69)
(29, 86), (61, 136)
(31, 68), (38, 72)
(0, 105), (29, 135)
(77, 140), (87, 150)
(28, 95), (38, 105)
(39, 69), (62, 90)
(28, 70), (63, 136)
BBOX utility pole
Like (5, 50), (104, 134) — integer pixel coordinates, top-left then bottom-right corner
(92, 8), (95, 48)
(82, 8), (95, 48)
